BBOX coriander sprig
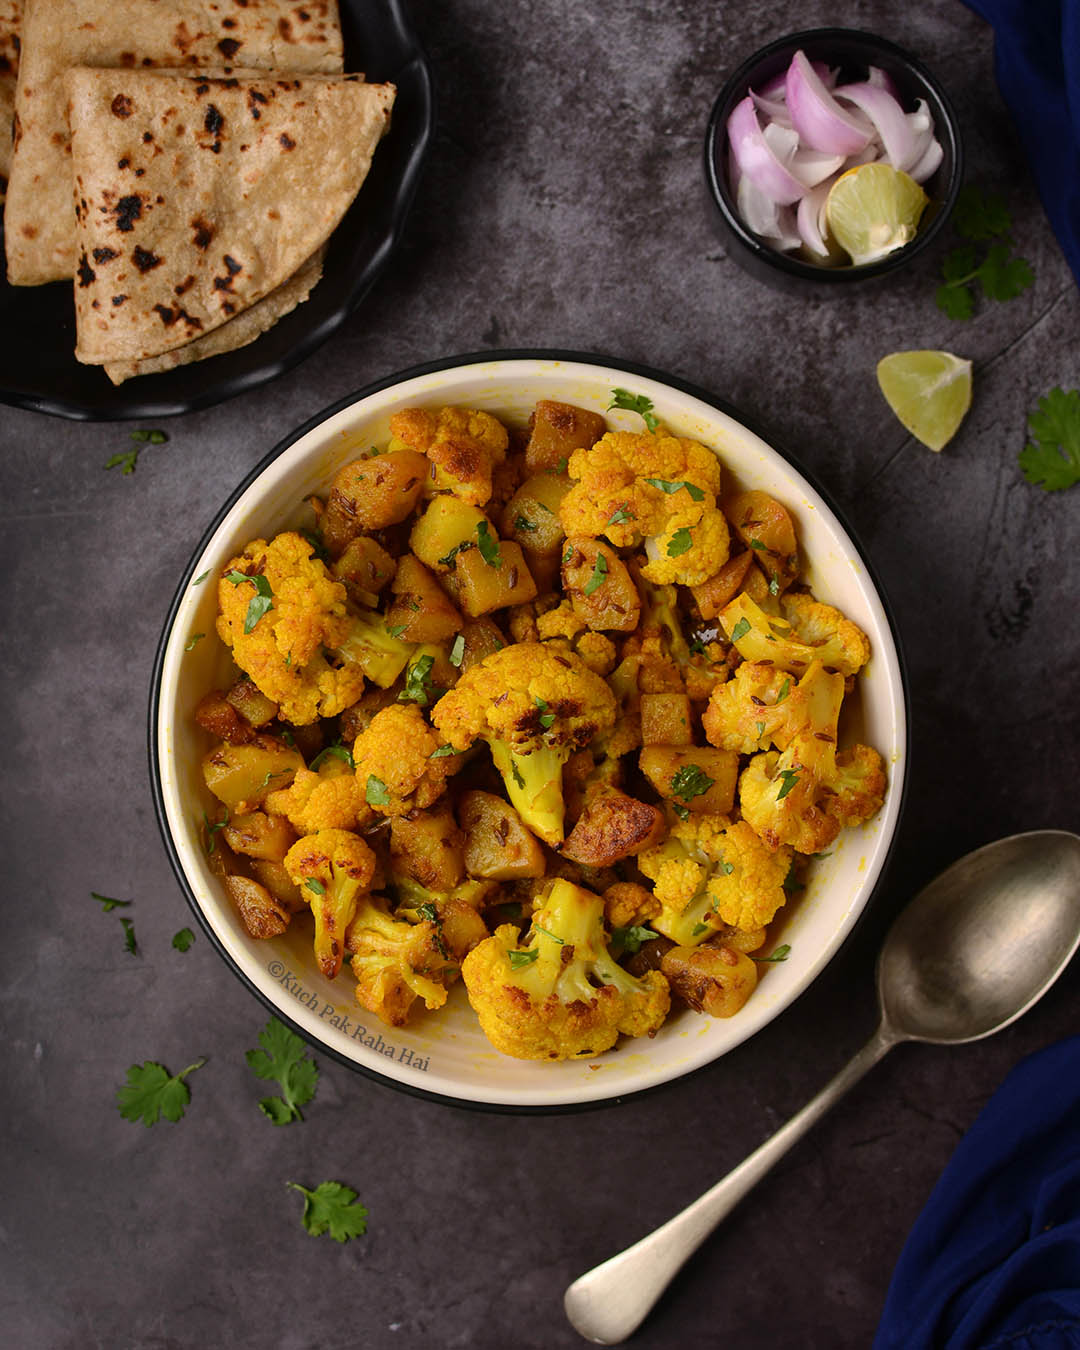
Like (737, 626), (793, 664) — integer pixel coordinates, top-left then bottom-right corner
(245, 1016), (319, 1126)
(935, 186), (1034, 319)
(1018, 386), (1080, 492)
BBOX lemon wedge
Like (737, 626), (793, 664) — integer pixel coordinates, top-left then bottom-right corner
(876, 350), (973, 452)
(825, 163), (929, 266)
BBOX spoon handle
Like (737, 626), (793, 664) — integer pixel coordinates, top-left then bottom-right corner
(564, 1024), (898, 1346)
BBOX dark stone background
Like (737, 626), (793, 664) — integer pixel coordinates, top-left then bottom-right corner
(2, 2), (1077, 1347)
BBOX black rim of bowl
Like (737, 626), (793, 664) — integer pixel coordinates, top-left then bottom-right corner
(147, 347), (912, 1115)
(704, 26), (964, 284)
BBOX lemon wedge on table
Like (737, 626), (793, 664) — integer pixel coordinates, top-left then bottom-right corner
(876, 350), (973, 452)
(826, 163), (929, 266)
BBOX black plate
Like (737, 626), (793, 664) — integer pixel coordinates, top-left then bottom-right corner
(0, 0), (433, 421)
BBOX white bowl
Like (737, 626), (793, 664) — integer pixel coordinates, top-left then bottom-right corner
(151, 352), (907, 1110)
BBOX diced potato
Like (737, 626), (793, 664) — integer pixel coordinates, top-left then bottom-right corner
(201, 734), (305, 813)
(559, 789), (666, 867)
(332, 535), (397, 604)
(638, 745), (738, 815)
(224, 874), (291, 939)
(222, 810), (298, 863)
(661, 943), (758, 1018)
(640, 692), (694, 746)
(194, 690), (255, 746)
(390, 805), (466, 892)
(385, 554), (463, 644)
(321, 450), (430, 554)
(524, 400), (607, 474)
(459, 790), (546, 880)
(562, 536), (640, 632)
(249, 859), (307, 913)
(409, 496), (489, 571)
(451, 541), (538, 618)
(692, 551), (754, 620)
(726, 490), (799, 592)
(501, 473), (570, 558)
(457, 617), (506, 671)
(225, 679), (278, 729)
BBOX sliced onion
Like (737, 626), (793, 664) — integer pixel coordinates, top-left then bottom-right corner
(866, 65), (901, 99)
(789, 146), (847, 187)
(727, 95), (807, 204)
(796, 182), (832, 257)
(785, 50), (873, 155)
(749, 85), (791, 123)
(834, 81), (917, 171)
(908, 135), (944, 183)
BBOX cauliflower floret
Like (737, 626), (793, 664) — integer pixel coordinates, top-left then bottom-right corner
(536, 600), (587, 643)
(823, 744), (887, 830)
(265, 757), (370, 835)
(573, 630), (617, 675)
(739, 748), (840, 855)
(345, 893), (488, 1028)
(216, 532), (364, 726)
(702, 662), (794, 753)
(721, 591), (869, 678)
(283, 828), (377, 978)
(352, 703), (457, 817)
(389, 405), (509, 507)
(460, 879), (670, 1060)
(701, 820), (792, 931)
(433, 642), (616, 844)
(640, 506), (732, 588)
(559, 430), (724, 547)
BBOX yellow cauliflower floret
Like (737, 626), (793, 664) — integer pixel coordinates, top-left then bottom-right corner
(461, 880), (670, 1060)
(739, 748), (841, 856)
(534, 602), (616, 674)
(573, 631), (617, 676)
(780, 592), (870, 675)
(283, 828), (377, 978)
(702, 820), (792, 931)
(536, 600), (587, 643)
(559, 429), (724, 548)
(352, 703), (455, 817)
(216, 532), (365, 726)
(823, 744), (887, 830)
(637, 837), (707, 911)
(389, 405), (509, 507)
(640, 506), (731, 587)
(265, 759), (370, 835)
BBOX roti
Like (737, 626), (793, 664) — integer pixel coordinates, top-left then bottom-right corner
(103, 246), (325, 384)
(0, 0), (22, 204)
(67, 68), (394, 366)
(5, 0), (344, 285)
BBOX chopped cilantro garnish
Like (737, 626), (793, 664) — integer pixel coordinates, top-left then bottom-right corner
(583, 552), (608, 596)
(666, 526), (693, 558)
(365, 775), (391, 807)
(475, 520), (501, 566)
(509, 947), (540, 969)
(730, 616), (751, 642)
(608, 387), (659, 432)
(644, 477), (705, 502)
(670, 764), (715, 801)
(225, 570), (273, 633)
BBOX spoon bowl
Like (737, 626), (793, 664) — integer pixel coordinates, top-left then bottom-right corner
(565, 830), (1080, 1345)
(878, 831), (1080, 1044)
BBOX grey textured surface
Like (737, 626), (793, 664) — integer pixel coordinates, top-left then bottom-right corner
(2, 2), (1078, 1348)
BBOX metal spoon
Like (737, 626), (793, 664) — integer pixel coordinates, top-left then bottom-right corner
(565, 829), (1080, 1345)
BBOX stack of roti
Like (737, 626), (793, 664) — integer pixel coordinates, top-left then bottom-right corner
(3, 1), (396, 383)
(0, 1), (22, 203)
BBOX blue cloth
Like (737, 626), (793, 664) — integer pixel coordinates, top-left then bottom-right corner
(962, 0), (1080, 287)
(875, 1036), (1080, 1349)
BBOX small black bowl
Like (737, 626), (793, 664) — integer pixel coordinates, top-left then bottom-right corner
(704, 27), (963, 290)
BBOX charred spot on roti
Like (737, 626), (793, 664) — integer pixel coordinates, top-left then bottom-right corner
(112, 294), (127, 306)
(92, 246), (118, 264)
(153, 302), (203, 332)
(279, 132), (295, 150)
(113, 194), (143, 231)
(174, 274), (196, 296)
(191, 216), (214, 249)
(133, 245), (162, 273)
(111, 94), (134, 118)
(143, 131), (154, 144)
(77, 253), (96, 287)
(218, 38), (241, 60)
(117, 157), (129, 169)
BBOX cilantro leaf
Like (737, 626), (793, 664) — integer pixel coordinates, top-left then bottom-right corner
(398, 653), (437, 706)
(583, 552), (608, 596)
(607, 504), (635, 526)
(666, 526), (693, 558)
(730, 616), (751, 642)
(120, 917), (137, 954)
(509, 947), (539, 969)
(287, 1180), (368, 1242)
(449, 634), (465, 667)
(775, 768), (800, 801)
(184, 632), (205, 651)
(935, 282), (975, 320)
(309, 742), (356, 772)
(940, 244), (978, 284)
(172, 927), (195, 952)
(670, 764), (715, 801)
(225, 570), (274, 633)
(952, 185), (1011, 241)
(611, 924), (660, 956)
(366, 774), (391, 807)
(608, 387), (659, 432)
(514, 513), (538, 532)
(104, 449), (139, 476)
(437, 539), (474, 568)
(978, 242), (1034, 302)
(475, 520), (501, 567)
(246, 1016), (319, 1125)
(430, 743), (457, 758)
(644, 477), (706, 502)
(117, 1058), (205, 1126)
(92, 891), (131, 913)
(754, 944), (792, 963)
(534, 696), (555, 730)
(1018, 386), (1080, 491)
